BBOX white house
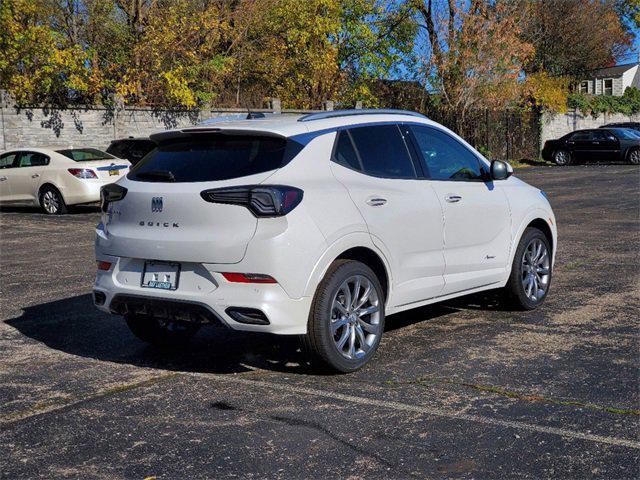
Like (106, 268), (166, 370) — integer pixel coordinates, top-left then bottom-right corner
(578, 60), (640, 96)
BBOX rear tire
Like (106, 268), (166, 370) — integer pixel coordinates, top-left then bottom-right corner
(125, 314), (200, 347)
(303, 260), (385, 373)
(627, 147), (640, 165)
(503, 227), (552, 310)
(553, 149), (572, 166)
(39, 186), (67, 215)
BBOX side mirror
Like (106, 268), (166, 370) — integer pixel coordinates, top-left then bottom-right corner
(490, 160), (513, 180)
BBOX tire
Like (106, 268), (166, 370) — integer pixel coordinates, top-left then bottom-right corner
(503, 227), (552, 310)
(303, 259), (385, 373)
(627, 148), (640, 165)
(39, 185), (67, 215)
(553, 149), (572, 166)
(125, 314), (200, 347)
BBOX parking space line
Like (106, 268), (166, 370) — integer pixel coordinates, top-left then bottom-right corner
(193, 373), (640, 450)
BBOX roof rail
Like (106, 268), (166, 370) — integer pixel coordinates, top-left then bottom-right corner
(297, 109), (427, 122)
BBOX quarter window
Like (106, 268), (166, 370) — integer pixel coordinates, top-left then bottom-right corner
(409, 126), (484, 181)
(348, 125), (416, 179)
(333, 131), (362, 171)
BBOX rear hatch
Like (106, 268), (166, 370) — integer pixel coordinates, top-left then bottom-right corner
(100, 131), (302, 264)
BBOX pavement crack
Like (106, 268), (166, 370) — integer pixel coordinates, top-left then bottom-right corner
(388, 376), (640, 416)
(0, 373), (179, 427)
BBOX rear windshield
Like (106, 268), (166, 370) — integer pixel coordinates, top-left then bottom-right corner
(57, 148), (115, 161)
(128, 134), (302, 182)
(612, 128), (640, 139)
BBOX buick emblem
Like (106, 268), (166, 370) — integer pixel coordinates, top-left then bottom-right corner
(151, 197), (163, 212)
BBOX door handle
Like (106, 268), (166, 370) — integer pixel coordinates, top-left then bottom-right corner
(366, 197), (387, 207)
(445, 194), (462, 203)
(592, 141), (600, 145)
(31, 173), (40, 178)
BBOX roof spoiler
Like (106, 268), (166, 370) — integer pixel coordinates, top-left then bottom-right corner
(149, 128), (286, 143)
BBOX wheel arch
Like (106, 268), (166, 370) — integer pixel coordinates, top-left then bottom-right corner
(38, 182), (66, 204)
(527, 218), (554, 254)
(335, 246), (390, 302)
(303, 233), (393, 303)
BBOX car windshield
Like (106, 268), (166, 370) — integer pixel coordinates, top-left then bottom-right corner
(611, 128), (640, 139)
(57, 148), (115, 161)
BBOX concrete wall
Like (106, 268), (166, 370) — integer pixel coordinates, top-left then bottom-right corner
(0, 94), (314, 152)
(541, 110), (640, 145)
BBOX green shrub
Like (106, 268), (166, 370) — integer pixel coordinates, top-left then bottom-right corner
(567, 87), (640, 117)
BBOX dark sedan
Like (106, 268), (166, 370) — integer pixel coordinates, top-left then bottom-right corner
(599, 122), (640, 133)
(542, 128), (640, 165)
(106, 137), (156, 166)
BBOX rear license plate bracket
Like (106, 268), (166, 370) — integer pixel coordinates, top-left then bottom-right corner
(141, 261), (181, 290)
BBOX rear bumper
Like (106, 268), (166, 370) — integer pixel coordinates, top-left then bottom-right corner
(61, 180), (107, 205)
(93, 254), (312, 335)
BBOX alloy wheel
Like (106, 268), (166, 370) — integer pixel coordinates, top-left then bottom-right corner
(554, 150), (569, 166)
(42, 190), (60, 214)
(521, 239), (550, 302)
(630, 149), (640, 165)
(330, 275), (381, 360)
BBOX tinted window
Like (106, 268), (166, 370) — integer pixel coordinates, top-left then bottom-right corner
(129, 135), (302, 183)
(409, 126), (483, 181)
(349, 125), (416, 178)
(57, 148), (114, 161)
(333, 131), (361, 170)
(18, 152), (49, 167)
(611, 128), (640, 139)
(0, 152), (18, 168)
(569, 131), (592, 141)
(106, 141), (131, 159)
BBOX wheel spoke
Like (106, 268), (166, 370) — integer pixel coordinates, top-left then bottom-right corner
(336, 327), (349, 350)
(341, 284), (352, 313)
(334, 301), (348, 316)
(331, 317), (348, 333)
(351, 276), (361, 310)
(348, 326), (356, 358)
(355, 324), (369, 351)
(357, 305), (379, 317)
(359, 319), (379, 335)
(354, 281), (371, 310)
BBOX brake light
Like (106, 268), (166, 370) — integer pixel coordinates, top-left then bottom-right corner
(200, 185), (303, 217)
(100, 183), (128, 212)
(97, 261), (112, 271)
(221, 272), (277, 284)
(68, 168), (97, 179)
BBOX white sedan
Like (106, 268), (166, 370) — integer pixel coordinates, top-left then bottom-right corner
(0, 147), (131, 214)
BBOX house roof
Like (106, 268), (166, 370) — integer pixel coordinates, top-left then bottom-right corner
(590, 62), (638, 78)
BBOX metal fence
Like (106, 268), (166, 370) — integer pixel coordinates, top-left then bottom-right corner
(421, 108), (542, 161)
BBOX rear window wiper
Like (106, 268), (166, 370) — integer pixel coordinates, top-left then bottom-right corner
(135, 170), (176, 182)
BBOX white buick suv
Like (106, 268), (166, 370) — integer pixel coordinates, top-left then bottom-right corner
(94, 110), (556, 372)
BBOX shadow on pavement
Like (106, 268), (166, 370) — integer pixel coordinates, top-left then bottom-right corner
(0, 205), (100, 215)
(5, 291), (508, 375)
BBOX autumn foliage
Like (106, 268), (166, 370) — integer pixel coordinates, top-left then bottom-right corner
(0, 0), (634, 111)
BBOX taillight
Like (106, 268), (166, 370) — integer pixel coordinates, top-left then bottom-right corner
(221, 272), (277, 284)
(68, 168), (97, 179)
(100, 183), (128, 212)
(200, 185), (303, 217)
(97, 261), (112, 271)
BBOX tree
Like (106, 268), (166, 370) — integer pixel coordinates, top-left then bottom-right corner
(413, 0), (533, 119)
(518, 0), (631, 78)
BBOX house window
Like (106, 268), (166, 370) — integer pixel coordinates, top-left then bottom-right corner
(603, 78), (613, 95)
(579, 81), (589, 93)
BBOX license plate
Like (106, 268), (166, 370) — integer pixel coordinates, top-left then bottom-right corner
(141, 261), (180, 290)
(109, 169), (119, 176)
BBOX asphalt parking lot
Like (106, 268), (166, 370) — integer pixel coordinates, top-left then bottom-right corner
(1, 165), (639, 479)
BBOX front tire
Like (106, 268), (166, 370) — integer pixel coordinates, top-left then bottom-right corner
(627, 148), (640, 165)
(125, 314), (200, 347)
(503, 227), (552, 310)
(303, 260), (385, 373)
(553, 149), (572, 166)
(39, 186), (67, 215)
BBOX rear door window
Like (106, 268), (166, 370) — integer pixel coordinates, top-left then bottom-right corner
(348, 125), (416, 179)
(129, 134), (302, 182)
(18, 152), (50, 167)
